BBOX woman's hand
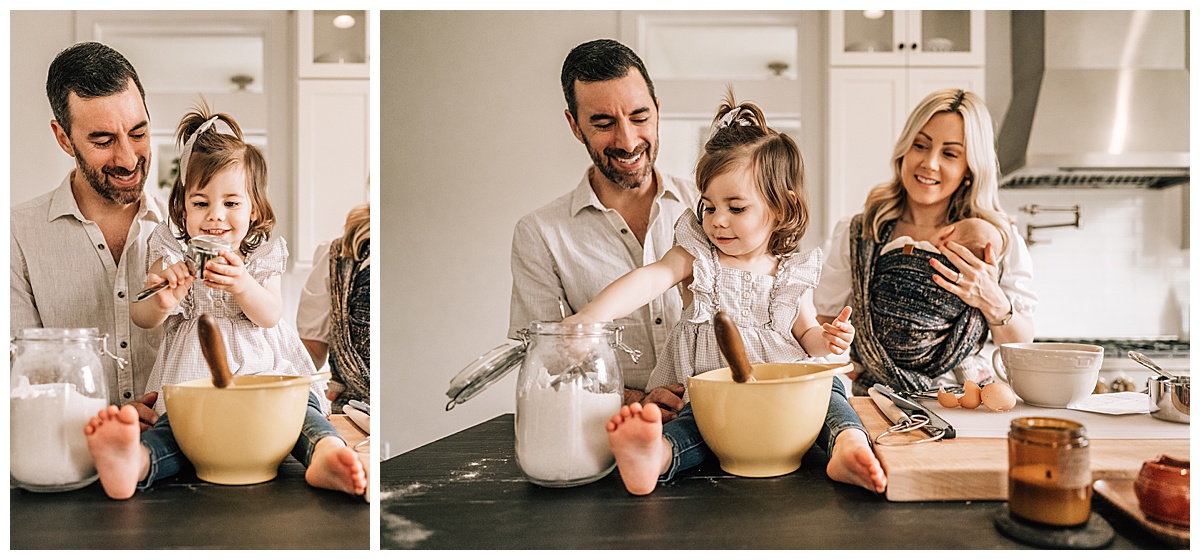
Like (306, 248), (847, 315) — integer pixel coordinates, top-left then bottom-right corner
(931, 241), (1011, 322)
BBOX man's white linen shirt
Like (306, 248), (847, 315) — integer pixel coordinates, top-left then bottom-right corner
(11, 174), (167, 405)
(509, 168), (699, 392)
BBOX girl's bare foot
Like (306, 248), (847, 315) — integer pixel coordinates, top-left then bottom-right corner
(826, 428), (887, 493)
(305, 436), (367, 497)
(83, 405), (150, 500)
(606, 403), (671, 496)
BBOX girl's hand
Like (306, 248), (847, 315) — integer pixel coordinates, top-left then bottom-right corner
(202, 250), (252, 295)
(931, 241), (1011, 322)
(821, 306), (854, 355)
(147, 260), (195, 309)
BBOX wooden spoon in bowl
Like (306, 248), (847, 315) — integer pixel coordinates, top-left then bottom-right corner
(714, 311), (755, 383)
(197, 314), (233, 388)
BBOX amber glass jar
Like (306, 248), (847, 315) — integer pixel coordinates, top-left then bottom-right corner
(1007, 417), (1092, 526)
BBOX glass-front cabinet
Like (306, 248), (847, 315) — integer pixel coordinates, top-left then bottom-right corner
(830, 10), (983, 67)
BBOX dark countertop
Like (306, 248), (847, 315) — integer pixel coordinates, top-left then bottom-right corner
(10, 416), (370, 550)
(381, 414), (1173, 550)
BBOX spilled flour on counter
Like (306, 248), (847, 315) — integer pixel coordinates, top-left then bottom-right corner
(381, 512), (433, 549)
(515, 368), (620, 482)
(10, 378), (106, 488)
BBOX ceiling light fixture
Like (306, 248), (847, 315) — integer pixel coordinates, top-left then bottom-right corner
(333, 15), (356, 29)
(863, 11), (885, 20)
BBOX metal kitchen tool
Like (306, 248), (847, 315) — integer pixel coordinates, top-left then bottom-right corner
(1148, 374), (1190, 424)
(870, 383), (955, 445)
(135, 235), (232, 302)
(1128, 350), (1174, 378)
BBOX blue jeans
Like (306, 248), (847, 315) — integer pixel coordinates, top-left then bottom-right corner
(138, 392), (343, 489)
(660, 375), (866, 481)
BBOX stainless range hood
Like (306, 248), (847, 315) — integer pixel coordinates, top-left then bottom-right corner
(998, 11), (1190, 189)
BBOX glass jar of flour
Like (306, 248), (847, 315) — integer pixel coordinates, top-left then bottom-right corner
(514, 322), (636, 487)
(10, 328), (113, 492)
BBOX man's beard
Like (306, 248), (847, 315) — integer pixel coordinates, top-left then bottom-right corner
(584, 136), (657, 190)
(74, 146), (150, 205)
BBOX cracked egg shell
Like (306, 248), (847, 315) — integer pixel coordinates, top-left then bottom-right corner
(981, 382), (1017, 412)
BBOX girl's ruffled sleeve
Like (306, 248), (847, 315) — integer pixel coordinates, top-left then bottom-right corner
(672, 213), (717, 323)
(770, 247), (823, 333)
(247, 236), (288, 285)
(146, 221), (186, 269)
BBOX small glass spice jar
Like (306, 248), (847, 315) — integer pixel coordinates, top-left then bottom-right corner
(1007, 417), (1092, 526)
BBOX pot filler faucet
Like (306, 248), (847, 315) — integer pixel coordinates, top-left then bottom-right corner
(1020, 204), (1081, 245)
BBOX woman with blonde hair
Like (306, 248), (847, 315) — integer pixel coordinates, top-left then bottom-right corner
(298, 203), (371, 413)
(814, 89), (1037, 395)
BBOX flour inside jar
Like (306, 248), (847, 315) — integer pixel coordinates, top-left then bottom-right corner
(515, 367), (621, 485)
(10, 377), (106, 489)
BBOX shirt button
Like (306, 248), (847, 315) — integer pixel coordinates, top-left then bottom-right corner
(98, 243), (106, 250)
(621, 228), (628, 235)
(120, 341), (128, 349)
(123, 391), (132, 399)
(742, 291), (750, 299)
(741, 309), (750, 317)
(655, 317), (663, 325)
(743, 272), (752, 281)
(118, 291), (125, 298)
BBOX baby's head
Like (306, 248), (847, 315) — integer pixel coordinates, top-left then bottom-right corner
(695, 90), (808, 256)
(943, 217), (1001, 260)
(168, 102), (275, 255)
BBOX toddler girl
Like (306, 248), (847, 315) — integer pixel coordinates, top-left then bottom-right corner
(84, 104), (367, 500)
(565, 93), (886, 496)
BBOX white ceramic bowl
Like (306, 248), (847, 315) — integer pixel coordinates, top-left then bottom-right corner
(992, 343), (1104, 408)
(687, 362), (852, 478)
(164, 374), (325, 485)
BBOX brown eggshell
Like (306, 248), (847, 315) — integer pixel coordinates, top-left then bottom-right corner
(959, 380), (982, 409)
(980, 382), (1017, 412)
(937, 387), (960, 408)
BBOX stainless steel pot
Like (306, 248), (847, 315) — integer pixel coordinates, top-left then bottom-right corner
(1148, 374), (1190, 423)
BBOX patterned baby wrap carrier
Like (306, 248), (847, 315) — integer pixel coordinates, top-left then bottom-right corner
(848, 215), (986, 395)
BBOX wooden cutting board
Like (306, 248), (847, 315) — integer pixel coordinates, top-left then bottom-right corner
(849, 397), (1190, 502)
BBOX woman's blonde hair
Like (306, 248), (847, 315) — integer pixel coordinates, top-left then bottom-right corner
(340, 203), (370, 261)
(169, 100), (275, 255)
(695, 88), (808, 256)
(861, 89), (1011, 258)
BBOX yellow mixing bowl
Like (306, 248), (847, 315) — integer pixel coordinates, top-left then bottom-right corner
(687, 362), (852, 478)
(164, 373), (328, 485)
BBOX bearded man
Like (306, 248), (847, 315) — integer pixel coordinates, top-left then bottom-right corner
(508, 39), (698, 417)
(11, 42), (166, 430)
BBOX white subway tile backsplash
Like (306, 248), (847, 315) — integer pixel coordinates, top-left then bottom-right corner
(998, 186), (1189, 339)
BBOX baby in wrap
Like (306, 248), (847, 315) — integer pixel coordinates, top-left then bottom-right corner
(868, 217), (1001, 376)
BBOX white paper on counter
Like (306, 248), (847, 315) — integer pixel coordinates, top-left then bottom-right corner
(909, 396), (1191, 439)
(1068, 392), (1151, 415)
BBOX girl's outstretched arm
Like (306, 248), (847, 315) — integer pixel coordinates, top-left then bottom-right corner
(566, 246), (694, 324)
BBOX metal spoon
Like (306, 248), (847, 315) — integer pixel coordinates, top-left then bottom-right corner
(1128, 350), (1173, 379)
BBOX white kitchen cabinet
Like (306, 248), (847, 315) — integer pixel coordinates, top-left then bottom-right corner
(829, 10), (984, 67)
(297, 10), (369, 79)
(826, 66), (984, 229)
(294, 9), (370, 265)
(295, 79), (370, 265)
